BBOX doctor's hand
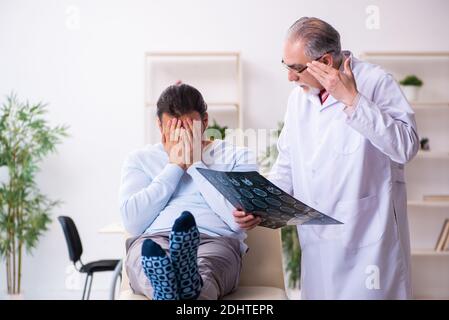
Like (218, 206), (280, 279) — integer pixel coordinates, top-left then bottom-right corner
(233, 210), (262, 230)
(306, 57), (359, 107)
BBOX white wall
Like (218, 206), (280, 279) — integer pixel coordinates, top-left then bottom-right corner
(0, 0), (448, 299)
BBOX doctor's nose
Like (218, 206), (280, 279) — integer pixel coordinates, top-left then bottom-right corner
(288, 70), (299, 82)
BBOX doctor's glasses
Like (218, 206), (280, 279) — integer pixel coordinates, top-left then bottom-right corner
(281, 50), (335, 74)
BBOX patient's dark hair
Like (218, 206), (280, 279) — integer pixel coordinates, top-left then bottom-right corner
(156, 84), (208, 120)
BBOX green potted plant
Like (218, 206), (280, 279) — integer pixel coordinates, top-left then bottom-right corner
(206, 119), (228, 141)
(258, 122), (301, 296)
(399, 75), (423, 102)
(0, 94), (68, 298)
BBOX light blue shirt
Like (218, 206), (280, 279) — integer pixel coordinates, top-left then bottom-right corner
(119, 139), (258, 254)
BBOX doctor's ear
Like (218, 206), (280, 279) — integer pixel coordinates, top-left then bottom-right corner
(322, 54), (333, 66)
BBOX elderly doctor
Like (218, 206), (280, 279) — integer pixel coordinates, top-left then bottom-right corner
(233, 17), (419, 299)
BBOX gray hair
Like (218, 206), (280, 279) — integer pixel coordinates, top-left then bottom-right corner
(287, 17), (341, 60)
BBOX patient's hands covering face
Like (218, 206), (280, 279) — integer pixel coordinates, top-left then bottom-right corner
(161, 117), (203, 170)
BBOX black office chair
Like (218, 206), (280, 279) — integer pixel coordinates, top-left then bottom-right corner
(58, 216), (121, 300)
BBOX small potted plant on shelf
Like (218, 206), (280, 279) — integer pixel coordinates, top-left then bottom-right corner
(206, 119), (228, 141)
(420, 137), (430, 151)
(400, 75), (423, 102)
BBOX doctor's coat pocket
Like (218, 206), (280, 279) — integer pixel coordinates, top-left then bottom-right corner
(329, 120), (362, 155)
(312, 194), (383, 249)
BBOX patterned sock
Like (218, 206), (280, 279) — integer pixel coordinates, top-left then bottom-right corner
(141, 238), (179, 300)
(169, 211), (203, 300)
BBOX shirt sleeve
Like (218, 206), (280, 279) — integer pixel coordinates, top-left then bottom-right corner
(186, 148), (258, 232)
(344, 73), (420, 164)
(119, 155), (184, 235)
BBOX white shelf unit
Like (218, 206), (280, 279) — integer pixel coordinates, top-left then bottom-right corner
(362, 52), (449, 299)
(144, 52), (242, 145)
(411, 101), (449, 111)
(416, 150), (449, 159)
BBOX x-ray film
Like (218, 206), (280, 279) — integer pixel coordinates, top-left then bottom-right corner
(197, 168), (342, 229)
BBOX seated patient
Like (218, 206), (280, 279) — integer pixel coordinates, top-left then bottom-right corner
(119, 83), (257, 300)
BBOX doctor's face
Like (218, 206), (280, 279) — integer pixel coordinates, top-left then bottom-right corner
(282, 39), (324, 92)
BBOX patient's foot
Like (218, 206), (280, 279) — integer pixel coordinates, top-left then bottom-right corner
(141, 239), (178, 300)
(169, 211), (203, 300)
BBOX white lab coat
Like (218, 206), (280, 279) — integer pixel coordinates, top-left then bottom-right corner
(269, 51), (419, 299)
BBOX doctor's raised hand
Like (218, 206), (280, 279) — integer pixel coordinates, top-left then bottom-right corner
(232, 210), (262, 231)
(306, 57), (359, 107)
